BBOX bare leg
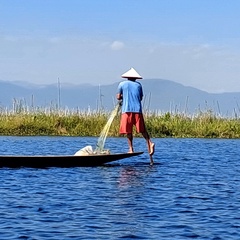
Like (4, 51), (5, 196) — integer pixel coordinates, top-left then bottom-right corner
(149, 155), (154, 165)
(142, 131), (155, 164)
(127, 133), (134, 153)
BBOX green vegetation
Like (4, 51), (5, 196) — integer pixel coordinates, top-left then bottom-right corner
(0, 108), (240, 138)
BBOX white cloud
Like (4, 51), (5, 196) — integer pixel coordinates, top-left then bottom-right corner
(1, 34), (240, 93)
(110, 41), (125, 51)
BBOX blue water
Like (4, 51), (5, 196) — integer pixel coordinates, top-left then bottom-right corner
(0, 136), (240, 239)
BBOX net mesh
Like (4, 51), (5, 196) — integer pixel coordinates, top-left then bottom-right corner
(95, 102), (121, 153)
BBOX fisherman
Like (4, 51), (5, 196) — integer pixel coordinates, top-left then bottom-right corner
(116, 67), (155, 164)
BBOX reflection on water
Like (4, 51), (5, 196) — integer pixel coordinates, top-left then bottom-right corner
(0, 136), (240, 239)
(118, 167), (141, 188)
(118, 165), (154, 189)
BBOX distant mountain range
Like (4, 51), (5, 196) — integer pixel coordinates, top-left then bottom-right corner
(1, 79), (240, 116)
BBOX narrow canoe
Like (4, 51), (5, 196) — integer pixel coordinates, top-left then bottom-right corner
(0, 151), (144, 168)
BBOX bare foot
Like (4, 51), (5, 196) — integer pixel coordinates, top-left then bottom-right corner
(149, 142), (155, 156)
(128, 148), (134, 153)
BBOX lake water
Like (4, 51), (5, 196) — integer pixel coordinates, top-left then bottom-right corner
(0, 136), (239, 239)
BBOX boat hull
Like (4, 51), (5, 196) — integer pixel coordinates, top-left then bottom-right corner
(0, 152), (144, 168)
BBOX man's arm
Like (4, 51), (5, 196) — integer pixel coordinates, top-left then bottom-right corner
(116, 93), (122, 100)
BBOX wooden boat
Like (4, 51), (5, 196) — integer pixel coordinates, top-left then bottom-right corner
(0, 152), (144, 168)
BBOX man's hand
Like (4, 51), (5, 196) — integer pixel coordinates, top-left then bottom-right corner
(116, 93), (122, 100)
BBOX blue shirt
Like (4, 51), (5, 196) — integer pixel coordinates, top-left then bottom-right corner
(117, 80), (143, 113)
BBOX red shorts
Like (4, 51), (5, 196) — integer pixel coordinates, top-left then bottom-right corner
(119, 112), (146, 134)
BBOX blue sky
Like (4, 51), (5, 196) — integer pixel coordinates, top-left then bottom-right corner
(1, 0), (240, 92)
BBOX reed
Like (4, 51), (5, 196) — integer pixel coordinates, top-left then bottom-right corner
(144, 110), (240, 138)
(0, 106), (240, 138)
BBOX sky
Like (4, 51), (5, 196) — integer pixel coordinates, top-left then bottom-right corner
(1, 0), (240, 93)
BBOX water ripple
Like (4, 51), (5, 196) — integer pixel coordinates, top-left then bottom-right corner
(0, 137), (240, 239)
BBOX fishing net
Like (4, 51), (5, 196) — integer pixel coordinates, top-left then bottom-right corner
(74, 101), (121, 156)
(94, 101), (121, 154)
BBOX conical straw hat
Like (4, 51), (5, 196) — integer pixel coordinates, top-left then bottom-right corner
(121, 67), (143, 79)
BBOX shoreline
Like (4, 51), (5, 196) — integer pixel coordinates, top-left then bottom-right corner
(0, 111), (240, 138)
